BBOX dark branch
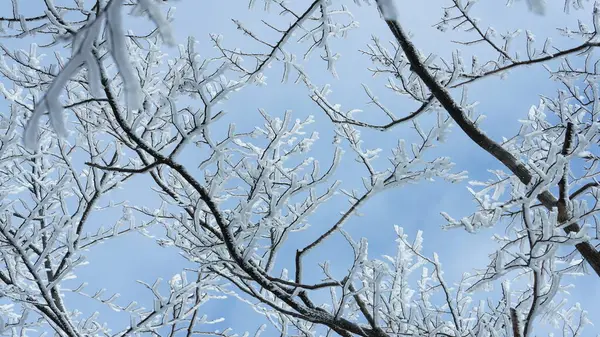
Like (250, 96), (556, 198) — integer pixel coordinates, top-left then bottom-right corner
(511, 308), (522, 337)
(85, 160), (163, 173)
(377, 6), (600, 277)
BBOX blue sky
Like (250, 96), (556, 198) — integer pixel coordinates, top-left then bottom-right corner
(1, 0), (599, 336)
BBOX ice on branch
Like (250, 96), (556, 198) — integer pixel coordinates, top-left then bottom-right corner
(1, 0), (597, 335)
(376, 0), (399, 20)
(526, 0), (547, 15)
(23, 0), (175, 149)
(508, 0), (547, 15)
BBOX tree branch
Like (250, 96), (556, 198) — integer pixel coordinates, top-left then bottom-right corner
(511, 308), (522, 337)
(377, 5), (600, 277)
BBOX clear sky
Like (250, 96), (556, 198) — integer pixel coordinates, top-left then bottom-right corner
(1, 1), (599, 336)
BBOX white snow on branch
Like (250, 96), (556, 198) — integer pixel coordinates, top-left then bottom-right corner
(376, 0), (399, 21)
(24, 9), (105, 149)
(508, 0), (547, 15)
(105, 0), (143, 113)
(24, 0), (175, 149)
(526, 0), (547, 15)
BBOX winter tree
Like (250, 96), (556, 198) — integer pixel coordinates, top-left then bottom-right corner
(0, 0), (598, 336)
